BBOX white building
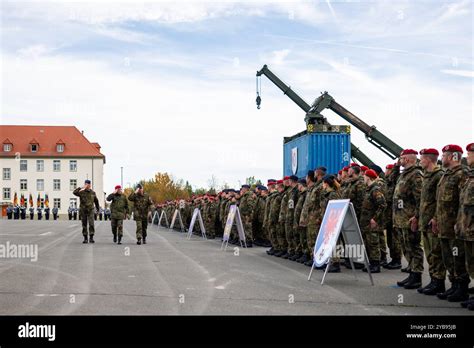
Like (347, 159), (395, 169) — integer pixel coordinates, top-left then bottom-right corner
(0, 125), (106, 216)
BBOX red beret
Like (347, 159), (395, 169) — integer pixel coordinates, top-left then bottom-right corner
(360, 165), (369, 171)
(342, 166), (349, 172)
(400, 149), (418, 156)
(115, 185), (121, 189)
(350, 163), (360, 167)
(442, 144), (463, 153)
(277, 180), (284, 184)
(420, 148), (439, 156)
(338, 170), (342, 175)
(466, 143), (474, 152)
(283, 176), (290, 181)
(268, 181), (276, 186)
(385, 164), (394, 170)
(364, 169), (378, 179)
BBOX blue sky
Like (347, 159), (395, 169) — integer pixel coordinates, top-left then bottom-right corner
(1, 0), (472, 192)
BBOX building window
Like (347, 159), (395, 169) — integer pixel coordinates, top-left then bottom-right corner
(3, 168), (11, 180)
(70, 179), (77, 191)
(53, 179), (61, 191)
(53, 160), (61, 172)
(69, 160), (77, 172)
(20, 160), (27, 172)
(3, 188), (11, 200)
(53, 198), (61, 209)
(56, 144), (64, 153)
(69, 198), (77, 208)
(31, 144), (38, 152)
(36, 160), (44, 172)
(37, 179), (44, 191)
(3, 144), (12, 152)
(20, 179), (27, 190)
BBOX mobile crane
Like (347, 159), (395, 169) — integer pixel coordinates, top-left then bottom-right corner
(256, 65), (404, 166)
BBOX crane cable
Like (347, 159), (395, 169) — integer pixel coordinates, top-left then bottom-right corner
(256, 75), (262, 109)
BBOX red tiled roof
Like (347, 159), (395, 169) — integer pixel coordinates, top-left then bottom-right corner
(0, 125), (105, 160)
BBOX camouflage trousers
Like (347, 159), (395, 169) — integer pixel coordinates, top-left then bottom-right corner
(294, 225), (307, 255)
(465, 241), (474, 280)
(306, 224), (320, 260)
(111, 218), (124, 238)
(386, 223), (402, 261)
(269, 224), (280, 249)
(277, 223), (288, 250)
(135, 219), (148, 240)
(399, 228), (424, 273)
(422, 231), (446, 280)
(242, 216), (254, 242)
(379, 231), (388, 262)
(205, 222), (215, 238)
(362, 229), (382, 262)
(285, 223), (297, 253)
(81, 209), (95, 237)
(440, 238), (469, 283)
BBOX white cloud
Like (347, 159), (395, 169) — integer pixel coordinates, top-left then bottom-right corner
(441, 69), (474, 78)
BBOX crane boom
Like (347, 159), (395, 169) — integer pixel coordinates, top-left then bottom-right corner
(256, 64), (376, 166)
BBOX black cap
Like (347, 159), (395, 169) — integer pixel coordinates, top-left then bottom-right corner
(84, 179), (91, 184)
(136, 184), (143, 189)
(241, 184), (250, 189)
(298, 178), (307, 185)
(322, 174), (335, 184)
(289, 175), (298, 182)
(316, 166), (327, 173)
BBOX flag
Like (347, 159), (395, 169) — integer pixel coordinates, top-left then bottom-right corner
(20, 194), (25, 207)
(45, 194), (49, 208)
(13, 192), (18, 206)
(29, 194), (33, 207)
(37, 193), (40, 207)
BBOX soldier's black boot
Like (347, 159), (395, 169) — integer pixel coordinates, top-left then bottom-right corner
(274, 250), (285, 257)
(282, 252), (292, 259)
(290, 252), (302, 261)
(117, 236), (122, 245)
(437, 282), (458, 300)
(137, 239), (142, 245)
(447, 280), (470, 302)
(363, 261), (380, 273)
(397, 273), (413, 287)
(469, 287), (474, 294)
(89, 235), (95, 244)
(401, 266), (410, 273)
(297, 254), (309, 264)
(304, 259), (314, 267)
(404, 272), (422, 289)
(266, 247), (275, 255)
(113, 232), (117, 243)
(327, 262), (341, 273)
(82, 236), (88, 244)
(422, 279), (445, 295)
(417, 278), (434, 294)
(384, 259), (402, 270)
(460, 297), (474, 308)
(380, 258), (388, 267)
(143, 238), (147, 244)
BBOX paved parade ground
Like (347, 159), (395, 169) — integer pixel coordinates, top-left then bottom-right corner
(0, 220), (470, 316)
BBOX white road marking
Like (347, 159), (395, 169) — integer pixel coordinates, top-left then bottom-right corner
(39, 232), (52, 236)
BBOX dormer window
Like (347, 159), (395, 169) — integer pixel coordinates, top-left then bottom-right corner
(29, 138), (39, 153)
(56, 139), (65, 153)
(3, 139), (12, 152)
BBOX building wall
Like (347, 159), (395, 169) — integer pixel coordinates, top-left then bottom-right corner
(0, 157), (105, 214)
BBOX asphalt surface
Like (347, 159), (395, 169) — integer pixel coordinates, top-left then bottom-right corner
(0, 219), (470, 315)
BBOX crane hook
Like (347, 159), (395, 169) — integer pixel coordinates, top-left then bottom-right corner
(256, 75), (262, 109)
(256, 94), (261, 109)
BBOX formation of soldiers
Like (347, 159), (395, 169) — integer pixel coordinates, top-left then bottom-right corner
(6, 205), (58, 220)
(153, 143), (474, 311)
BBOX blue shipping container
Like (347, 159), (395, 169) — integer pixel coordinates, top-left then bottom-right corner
(283, 131), (351, 177)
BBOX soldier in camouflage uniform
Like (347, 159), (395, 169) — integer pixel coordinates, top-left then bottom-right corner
(416, 148), (446, 295)
(269, 181), (285, 256)
(359, 170), (387, 273)
(394, 149), (424, 290)
(370, 165), (389, 266)
(320, 174), (342, 272)
(254, 186), (269, 246)
(106, 185), (129, 245)
(291, 178), (307, 262)
(73, 179), (100, 244)
(264, 181), (279, 255)
(238, 185), (255, 246)
(205, 195), (218, 239)
(128, 184), (154, 245)
(277, 177), (292, 257)
(282, 176), (299, 259)
(341, 164), (366, 269)
(457, 143), (474, 310)
(384, 163), (402, 269)
(434, 144), (470, 302)
(297, 172), (315, 264)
